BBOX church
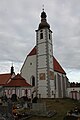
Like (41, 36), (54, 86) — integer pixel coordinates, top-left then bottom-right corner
(20, 9), (69, 98)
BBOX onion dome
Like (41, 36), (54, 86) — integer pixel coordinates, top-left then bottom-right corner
(38, 10), (50, 30)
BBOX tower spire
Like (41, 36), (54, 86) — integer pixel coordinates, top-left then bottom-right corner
(11, 62), (14, 75)
(38, 8), (50, 30)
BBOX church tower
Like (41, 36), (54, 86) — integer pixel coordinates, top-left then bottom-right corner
(36, 10), (55, 98)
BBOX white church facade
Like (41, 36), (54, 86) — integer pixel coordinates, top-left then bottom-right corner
(20, 10), (69, 99)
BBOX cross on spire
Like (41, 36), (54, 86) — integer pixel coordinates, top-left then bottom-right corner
(42, 4), (44, 11)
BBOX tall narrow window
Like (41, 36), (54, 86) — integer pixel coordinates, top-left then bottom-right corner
(52, 91), (54, 95)
(40, 32), (43, 39)
(31, 76), (35, 86)
(49, 33), (50, 39)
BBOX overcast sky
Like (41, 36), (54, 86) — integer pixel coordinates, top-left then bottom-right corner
(0, 0), (80, 82)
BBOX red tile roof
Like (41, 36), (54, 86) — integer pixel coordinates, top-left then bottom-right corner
(27, 46), (36, 56)
(53, 57), (66, 74)
(4, 74), (31, 87)
(70, 82), (80, 88)
(0, 73), (11, 85)
(28, 46), (66, 74)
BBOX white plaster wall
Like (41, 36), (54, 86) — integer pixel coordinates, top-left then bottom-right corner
(50, 80), (55, 88)
(63, 75), (68, 97)
(21, 55), (36, 85)
(38, 43), (46, 55)
(4, 87), (32, 98)
(57, 73), (67, 98)
(38, 80), (48, 86)
(49, 57), (54, 69)
(37, 69), (48, 97)
(38, 55), (47, 68)
(38, 86), (47, 98)
(48, 43), (53, 55)
(50, 80), (55, 98)
(67, 87), (80, 97)
(54, 72), (58, 98)
(67, 87), (80, 92)
(55, 72), (62, 98)
(54, 72), (67, 98)
(36, 28), (54, 98)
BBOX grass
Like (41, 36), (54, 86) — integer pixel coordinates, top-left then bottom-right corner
(28, 98), (80, 120)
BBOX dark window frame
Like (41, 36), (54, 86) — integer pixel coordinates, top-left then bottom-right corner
(49, 33), (51, 40)
(40, 32), (43, 39)
(32, 76), (35, 86)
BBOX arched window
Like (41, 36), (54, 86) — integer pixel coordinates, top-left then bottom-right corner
(49, 33), (51, 39)
(40, 32), (43, 39)
(40, 30), (43, 39)
(52, 91), (54, 95)
(31, 76), (35, 86)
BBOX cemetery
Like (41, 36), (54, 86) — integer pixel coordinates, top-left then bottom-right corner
(0, 95), (80, 120)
